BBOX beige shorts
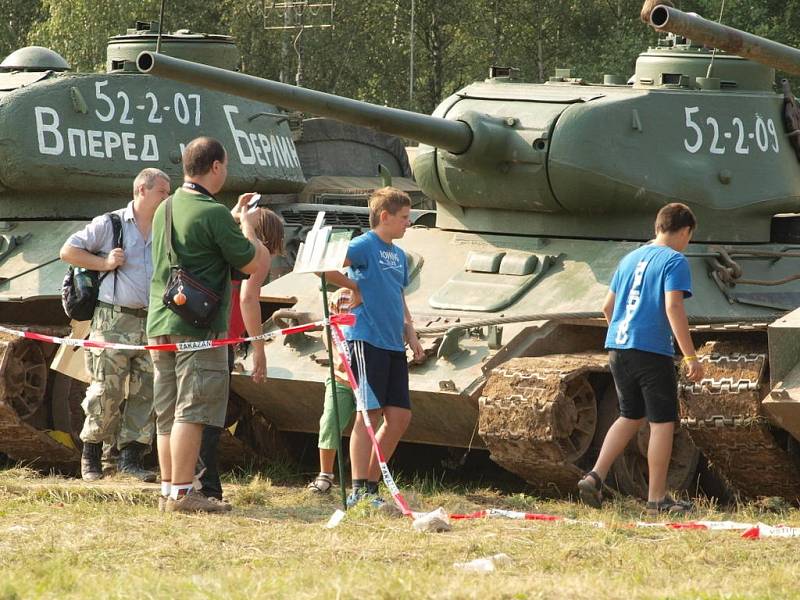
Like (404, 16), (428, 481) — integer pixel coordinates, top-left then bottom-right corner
(149, 336), (229, 434)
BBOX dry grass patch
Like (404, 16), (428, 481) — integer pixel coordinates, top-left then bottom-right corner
(0, 469), (798, 599)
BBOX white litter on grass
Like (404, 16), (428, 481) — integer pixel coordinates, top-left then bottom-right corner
(453, 553), (513, 574)
(325, 509), (346, 529)
(412, 507), (451, 533)
(6, 525), (33, 534)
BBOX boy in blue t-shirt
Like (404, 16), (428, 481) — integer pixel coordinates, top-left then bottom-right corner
(578, 203), (704, 515)
(323, 187), (425, 506)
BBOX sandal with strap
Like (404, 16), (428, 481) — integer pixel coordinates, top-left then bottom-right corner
(646, 495), (692, 516)
(307, 473), (334, 494)
(577, 470), (603, 508)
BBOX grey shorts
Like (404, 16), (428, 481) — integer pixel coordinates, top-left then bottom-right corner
(149, 335), (229, 434)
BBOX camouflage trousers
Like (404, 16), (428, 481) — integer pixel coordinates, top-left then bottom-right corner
(79, 305), (155, 449)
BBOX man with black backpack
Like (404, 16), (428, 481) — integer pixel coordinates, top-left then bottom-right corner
(60, 168), (171, 482)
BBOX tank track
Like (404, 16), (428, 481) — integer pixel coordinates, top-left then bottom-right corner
(680, 341), (800, 500)
(0, 332), (81, 466)
(479, 353), (609, 495)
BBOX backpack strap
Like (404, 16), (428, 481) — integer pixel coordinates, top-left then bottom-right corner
(104, 212), (124, 304)
(109, 212), (123, 249)
(164, 196), (175, 266)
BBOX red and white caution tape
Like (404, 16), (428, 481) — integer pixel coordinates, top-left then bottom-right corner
(0, 313), (355, 353)
(330, 322), (413, 517)
(450, 508), (800, 539)
(324, 328), (800, 540)
(741, 523), (800, 539)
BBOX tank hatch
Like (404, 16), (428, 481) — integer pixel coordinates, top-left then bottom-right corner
(106, 21), (239, 73)
(0, 46), (70, 72)
(634, 33), (774, 92)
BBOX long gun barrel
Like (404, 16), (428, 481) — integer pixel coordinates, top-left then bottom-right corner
(648, 5), (800, 76)
(136, 51), (472, 154)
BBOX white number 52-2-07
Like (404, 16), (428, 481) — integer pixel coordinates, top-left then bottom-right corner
(684, 106), (703, 153)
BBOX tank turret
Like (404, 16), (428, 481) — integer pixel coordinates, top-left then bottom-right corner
(0, 32), (306, 223)
(138, 47), (800, 243)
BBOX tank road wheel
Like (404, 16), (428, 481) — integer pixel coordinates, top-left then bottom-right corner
(597, 386), (700, 499)
(0, 338), (47, 421)
(478, 353), (608, 496)
(0, 334), (81, 466)
(614, 427), (700, 499)
(557, 376), (598, 461)
(49, 372), (88, 447)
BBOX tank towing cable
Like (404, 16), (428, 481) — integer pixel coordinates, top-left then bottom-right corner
(415, 312), (770, 336)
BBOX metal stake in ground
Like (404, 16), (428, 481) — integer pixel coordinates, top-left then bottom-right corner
(320, 273), (348, 510)
(292, 211), (352, 511)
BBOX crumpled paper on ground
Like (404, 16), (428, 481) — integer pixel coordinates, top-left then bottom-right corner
(453, 553), (513, 573)
(412, 507), (451, 533)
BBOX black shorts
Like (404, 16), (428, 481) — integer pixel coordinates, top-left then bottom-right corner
(608, 349), (678, 423)
(347, 340), (410, 411)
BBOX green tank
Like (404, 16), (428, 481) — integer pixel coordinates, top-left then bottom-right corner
(138, 3), (800, 500)
(0, 21), (344, 469)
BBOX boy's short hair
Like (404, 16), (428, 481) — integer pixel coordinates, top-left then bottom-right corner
(655, 202), (696, 233)
(254, 208), (285, 256)
(183, 137), (226, 177)
(368, 187), (412, 228)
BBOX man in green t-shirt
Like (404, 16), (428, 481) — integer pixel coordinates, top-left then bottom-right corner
(147, 136), (268, 514)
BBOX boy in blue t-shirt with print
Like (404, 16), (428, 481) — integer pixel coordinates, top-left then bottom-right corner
(578, 203), (704, 515)
(323, 187), (425, 506)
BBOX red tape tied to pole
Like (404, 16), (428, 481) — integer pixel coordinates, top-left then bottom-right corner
(0, 313), (356, 353)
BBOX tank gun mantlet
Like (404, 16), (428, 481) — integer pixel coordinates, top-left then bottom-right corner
(444, 110), (538, 171)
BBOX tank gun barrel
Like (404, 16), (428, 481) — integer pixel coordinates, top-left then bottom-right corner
(648, 5), (800, 76)
(136, 51), (472, 154)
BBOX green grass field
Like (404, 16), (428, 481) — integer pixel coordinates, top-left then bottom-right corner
(0, 467), (798, 599)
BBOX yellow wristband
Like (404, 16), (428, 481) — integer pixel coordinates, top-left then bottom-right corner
(681, 355), (697, 363)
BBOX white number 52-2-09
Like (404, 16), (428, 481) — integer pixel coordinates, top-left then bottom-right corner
(683, 106), (780, 155)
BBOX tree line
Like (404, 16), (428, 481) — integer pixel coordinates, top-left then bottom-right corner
(2, 1), (800, 114)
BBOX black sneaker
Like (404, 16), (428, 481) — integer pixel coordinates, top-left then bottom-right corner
(646, 496), (692, 516)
